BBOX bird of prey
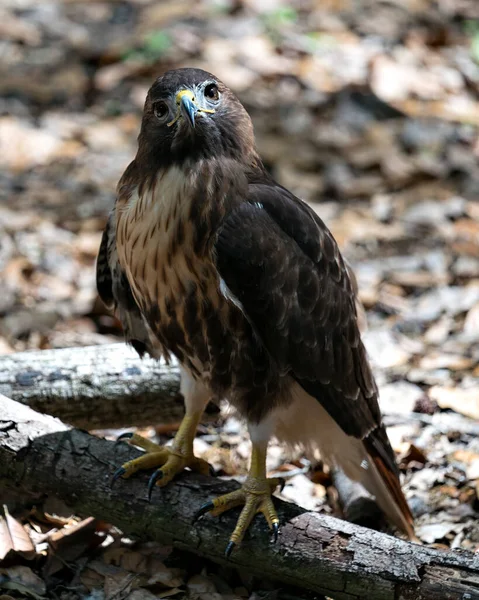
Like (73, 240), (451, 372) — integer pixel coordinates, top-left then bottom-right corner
(97, 67), (414, 555)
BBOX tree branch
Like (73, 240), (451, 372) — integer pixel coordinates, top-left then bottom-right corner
(0, 344), (218, 429)
(1, 394), (478, 600)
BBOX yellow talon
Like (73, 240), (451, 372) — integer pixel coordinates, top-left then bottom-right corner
(193, 441), (283, 556)
(111, 410), (211, 492)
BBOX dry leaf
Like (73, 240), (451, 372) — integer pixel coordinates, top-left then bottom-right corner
(187, 574), (217, 594)
(399, 444), (427, 470)
(103, 547), (148, 573)
(44, 517), (103, 577)
(129, 589), (161, 600)
(104, 572), (138, 599)
(429, 386), (479, 420)
(38, 512), (71, 527)
(146, 562), (184, 588)
(103, 548), (184, 588)
(80, 566), (105, 591)
(419, 353), (474, 371)
(416, 522), (465, 544)
(157, 589), (183, 598)
(466, 460), (479, 481)
(0, 117), (66, 170)
(463, 303), (479, 340)
(0, 506), (35, 560)
(378, 381), (423, 415)
(0, 566), (46, 599)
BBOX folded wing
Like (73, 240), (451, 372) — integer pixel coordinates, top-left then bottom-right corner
(214, 183), (413, 536)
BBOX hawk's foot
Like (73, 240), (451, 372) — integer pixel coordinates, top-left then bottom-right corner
(112, 426), (211, 497)
(194, 476), (284, 557)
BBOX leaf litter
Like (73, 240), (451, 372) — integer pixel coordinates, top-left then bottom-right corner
(1, 0), (479, 598)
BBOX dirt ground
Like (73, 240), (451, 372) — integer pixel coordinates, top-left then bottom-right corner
(1, 1), (479, 598)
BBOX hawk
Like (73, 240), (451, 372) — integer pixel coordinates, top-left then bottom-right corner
(97, 68), (414, 555)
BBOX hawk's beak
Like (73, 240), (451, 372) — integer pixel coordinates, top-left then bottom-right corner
(177, 90), (198, 128)
(168, 88), (216, 128)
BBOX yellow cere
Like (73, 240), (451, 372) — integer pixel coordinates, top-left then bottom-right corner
(175, 89), (195, 104)
(167, 88), (216, 127)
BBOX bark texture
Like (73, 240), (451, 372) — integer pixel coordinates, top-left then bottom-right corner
(1, 394), (478, 600)
(0, 344), (218, 429)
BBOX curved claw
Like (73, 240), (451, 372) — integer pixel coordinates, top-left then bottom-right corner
(147, 470), (163, 500)
(225, 540), (235, 558)
(278, 477), (286, 493)
(111, 467), (126, 486)
(115, 432), (133, 444)
(209, 464), (216, 477)
(272, 521), (279, 543)
(193, 501), (214, 523)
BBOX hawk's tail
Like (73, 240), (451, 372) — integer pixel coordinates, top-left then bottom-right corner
(275, 385), (415, 539)
(329, 425), (415, 539)
(362, 427), (415, 539)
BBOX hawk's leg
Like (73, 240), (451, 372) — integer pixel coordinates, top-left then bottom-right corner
(112, 368), (211, 494)
(195, 422), (283, 556)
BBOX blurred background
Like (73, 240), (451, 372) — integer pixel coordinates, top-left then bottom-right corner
(1, 0), (479, 355)
(1, 0), (479, 595)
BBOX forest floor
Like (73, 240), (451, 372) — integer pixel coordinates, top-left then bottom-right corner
(1, 0), (479, 598)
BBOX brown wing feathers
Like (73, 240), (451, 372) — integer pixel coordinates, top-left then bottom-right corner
(216, 189), (379, 438)
(96, 224), (115, 310)
(215, 183), (414, 536)
(96, 213), (154, 357)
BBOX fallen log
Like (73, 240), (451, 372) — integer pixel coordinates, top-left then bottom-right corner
(0, 344), (218, 429)
(0, 345), (443, 534)
(1, 394), (478, 600)
(0, 346), (417, 533)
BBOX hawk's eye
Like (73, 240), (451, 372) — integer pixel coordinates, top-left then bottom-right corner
(153, 101), (168, 120)
(204, 83), (219, 102)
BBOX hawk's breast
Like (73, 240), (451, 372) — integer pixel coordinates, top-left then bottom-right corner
(114, 166), (242, 383)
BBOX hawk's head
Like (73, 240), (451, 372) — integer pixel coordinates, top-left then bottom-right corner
(137, 68), (255, 168)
